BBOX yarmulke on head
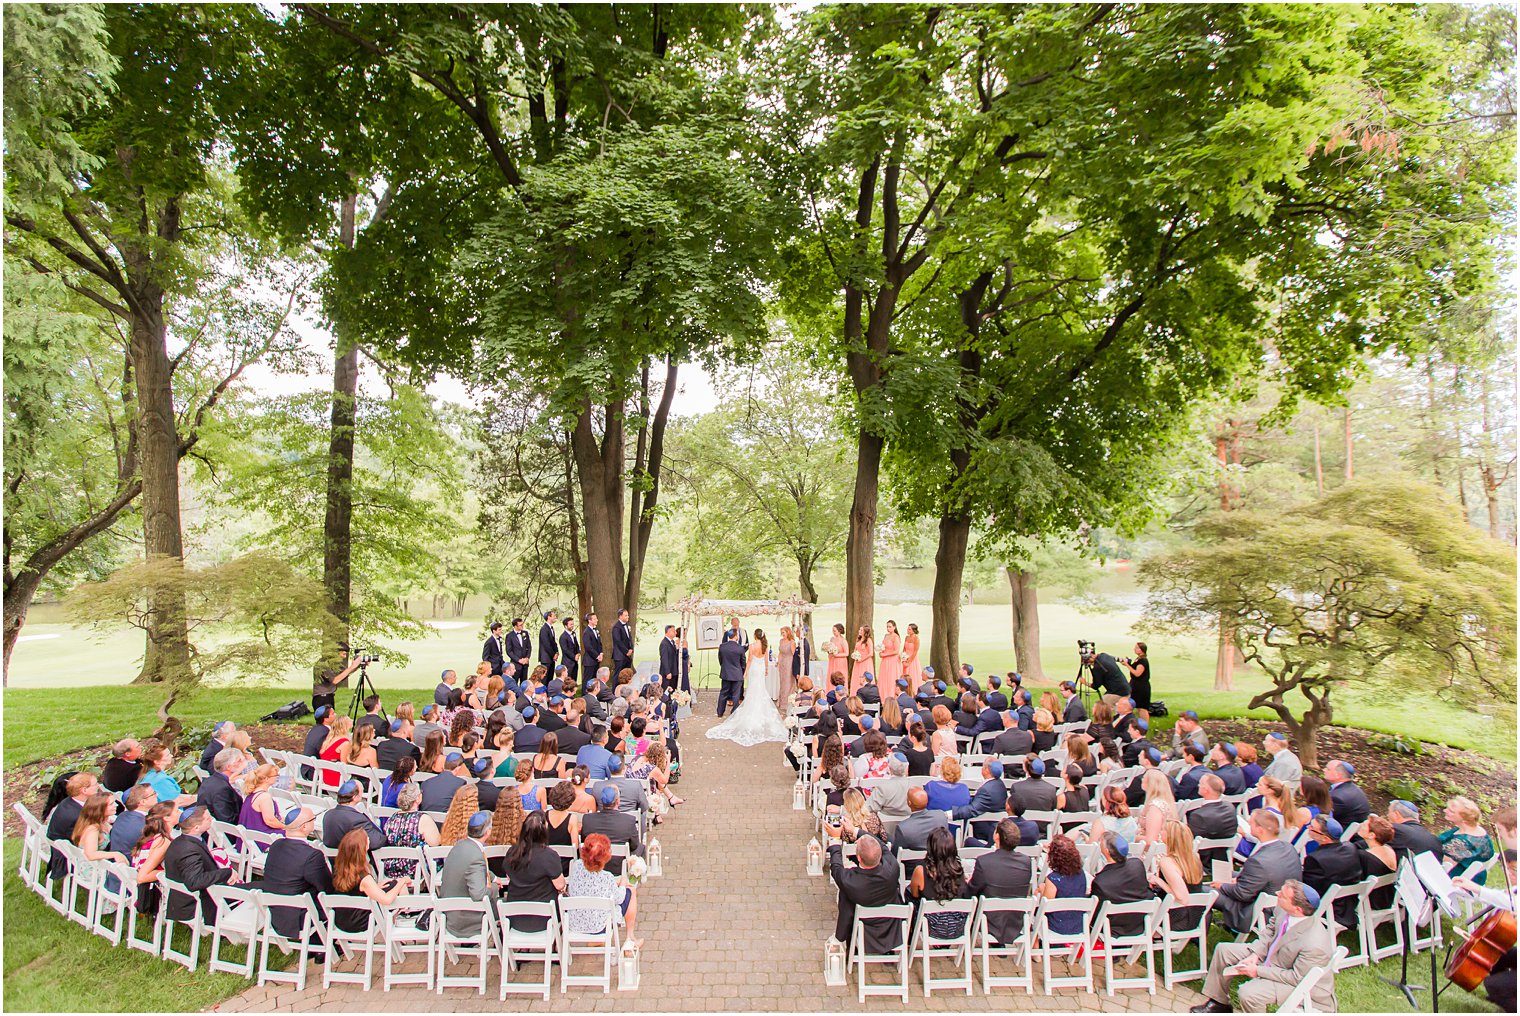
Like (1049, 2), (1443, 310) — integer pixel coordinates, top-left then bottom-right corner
(467, 810), (492, 834)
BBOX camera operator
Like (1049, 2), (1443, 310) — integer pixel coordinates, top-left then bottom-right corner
(1119, 642), (1152, 715)
(313, 642), (362, 716)
(1080, 645), (1130, 709)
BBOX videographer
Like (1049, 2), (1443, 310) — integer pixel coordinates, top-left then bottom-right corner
(1119, 641), (1152, 715)
(1080, 645), (1130, 708)
(313, 643), (362, 716)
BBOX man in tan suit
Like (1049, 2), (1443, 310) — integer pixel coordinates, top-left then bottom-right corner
(1191, 880), (1337, 1013)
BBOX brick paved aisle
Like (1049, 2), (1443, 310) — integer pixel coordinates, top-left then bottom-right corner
(212, 708), (1204, 1012)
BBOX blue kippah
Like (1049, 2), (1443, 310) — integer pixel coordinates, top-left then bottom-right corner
(1320, 817), (1345, 839)
(609, 755), (625, 773)
(441, 669), (451, 679)
(1265, 731), (1287, 742)
(990, 675), (1000, 686)
(923, 666), (935, 675)
(390, 719), (404, 733)
(897, 678), (908, 689)
(987, 761), (1004, 778)
(445, 752), (463, 765)
(1219, 741), (1236, 759)
(892, 752), (907, 763)
(1341, 761), (1356, 776)
(599, 786), (618, 806)
(1011, 672), (1022, 682)
(1029, 759), (1046, 776)
(522, 706), (535, 719)
(1181, 710), (1198, 721)
(906, 712), (921, 725)
(1146, 747), (1162, 765)
(936, 681), (946, 692)
(1112, 835), (1131, 858)
(315, 705), (330, 719)
(861, 716), (874, 729)
(550, 695), (564, 705)
(338, 779), (360, 796)
(1301, 884), (1322, 909)
(471, 757), (491, 775)
(422, 704), (436, 718)
(1135, 717), (1149, 732)
(468, 810), (491, 832)
(964, 664), (973, 675)
(283, 806), (303, 826)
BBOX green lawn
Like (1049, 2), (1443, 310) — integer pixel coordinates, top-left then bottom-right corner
(1, 840), (259, 1012)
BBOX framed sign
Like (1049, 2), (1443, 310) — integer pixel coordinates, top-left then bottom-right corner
(695, 615), (725, 650)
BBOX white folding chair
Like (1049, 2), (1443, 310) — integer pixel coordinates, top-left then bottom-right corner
(206, 884), (263, 977)
(371, 845), (423, 883)
(1159, 891), (1218, 988)
(896, 849), (926, 894)
(255, 891), (331, 991)
(907, 897), (977, 994)
(1234, 895), (1274, 942)
(378, 893), (436, 991)
(499, 901), (559, 1001)
(559, 896), (622, 994)
(56, 843), (106, 929)
(1032, 896), (1098, 992)
(1309, 879), (1370, 970)
(1094, 897), (1163, 994)
(317, 893), (383, 989)
(125, 875), (166, 956)
(12, 803), (46, 889)
(1276, 945), (1348, 1012)
(1361, 872), (1405, 962)
(849, 903), (913, 1003)
(157, 875), (209, 971)
(91, 859), (140, 945)
(973, 896), (1036, 993)
(417, 844), (451, 893)
(432, 897), (500, 994)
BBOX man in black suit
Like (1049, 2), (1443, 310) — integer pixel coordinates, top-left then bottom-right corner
(1011, 689), (1035, 730)
(100, 739), (144, 794)
(1121, 718), (1162, 768)
(355, 695), (388, 741)
(984, 675), (1009, 712)
(1124, 746), (1177, 807)
(261, 807), (334, 941)
(537, 610), (560, 673)
(1210, 742), (1246, 794)
(1186, 774), (1238, 869)
(825, 828), (903, 954)
(1009, 757), (1058, 834)
(45, 772), (96, 882)
(658, 624), (681, 691)
(1091, 832), (1154, 936)
(321, 781), (387, 851)
(968, 818), (1034, 944)
(559, 617), (580, 686)
(989, 710), (1034, 757)
(954, 760), (1010, 845)
(196, 748), (245, 824)
(376, 718), (421, 770)
(1175, 743), (1212, 800)
(162, 805), (235, 923)
(581, 786), (642, 873)
(858, 674), (881, 705)
(1211, 810), (1302, 934)
(892, 787), (950, 853)
(794, 625), (812, 685)
(483, 621), (506, 676)
(582, 612), (604, 684)
(513, 708), (546, 753)
(1385, 799), (1442, 857)
(199, 721), (235, 772)
(300, 706), (333, 781)
(1059, 681), (1087, 725)
(715, 629), (746, 717)
(506, 618), (533, 683)
(1302, 816), (1362, 927)
(955, 692), (1002, 742)
(1325, 760), (1371, 826)
(926, 679), (956, 715)
(469, 758), (501, 812)
(419, 753), (469, 813)
(611, 608), (635, 676)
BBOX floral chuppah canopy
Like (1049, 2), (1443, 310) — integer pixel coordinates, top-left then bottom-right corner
(668, 595), (839, 653)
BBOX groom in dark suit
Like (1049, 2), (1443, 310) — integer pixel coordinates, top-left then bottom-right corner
(715, 629), (746, 717)
(658, 625), (681, 691)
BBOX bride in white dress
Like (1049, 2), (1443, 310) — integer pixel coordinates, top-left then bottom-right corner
(706, 628), (790, 746)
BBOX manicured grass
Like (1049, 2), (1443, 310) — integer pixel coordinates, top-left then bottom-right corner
(1, 840), (258, 1012)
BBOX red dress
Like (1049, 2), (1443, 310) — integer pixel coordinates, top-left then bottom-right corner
(319, 737), (349, 787)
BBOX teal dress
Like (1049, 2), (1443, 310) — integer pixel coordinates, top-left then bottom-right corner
(1439, 828), (1494, 884)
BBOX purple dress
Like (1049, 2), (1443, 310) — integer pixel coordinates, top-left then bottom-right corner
(237, 791), (281, 844)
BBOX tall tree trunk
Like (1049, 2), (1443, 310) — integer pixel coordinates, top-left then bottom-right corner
(1422, 355), (1446, 490)
(929, 511), (969, 679)
(1007, 566), (1045, 683)
(571, 401), (627, 655)
(1214, 616), (1236, 692)
(623, 358), (677, 616)
(1343, 405), (1353, 482)
(562, 433), (592, 625)
(321, 194), (361, 657)
(130, 298), (191, 686)
(845, 430), (883, 642)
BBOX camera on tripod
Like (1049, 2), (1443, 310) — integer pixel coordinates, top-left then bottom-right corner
(354, 651), (380, 666)
(1076, 639), (1096, 658)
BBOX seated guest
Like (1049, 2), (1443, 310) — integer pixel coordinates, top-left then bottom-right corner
(1323, 760), (1370, 826)
(1261, 731), (1302, 787)
(199, 721), (236, 772)
(1151, 820), (1206, 932)
(162, 805), (235, 923)
(1095, 737), (1124, 774)
(1358, 816), (1399, 902)
(909, 826), (973, 939)
(824, 825), (902, 952)
(1084, 701), (1116, 745)
(897, 719), (935, 776)
(1175, 743), (1212, 800)
(952, 760), (1009, 845)
(875, 693), (905, 737)
(316, 715), (354, 787)
(597, 755), (649, 823)
(1009, 756), (1058, 831)
(1125, 745), (1176, 808)
(847, 716), (877, 757)
(1065, 734), (1098, 777)
(968, 818), (1034, 944)
(576, 724), (616, 779)
(568, 833), (642, 946)
(440, 809), (499, 935)
(379, 756), (417, 809)
(321, 779), (387, 851)
(110, 785), (157, 857)
(1010, 688), (1035, 730)
(854, 728), (893, 778)
(439, 784), (482, 846)
(72, 792), (129, 867)
(580, 786), (641, 872)
(858, 673), (881, 706)
(101, 740), (144, 794)
(483, 714), (517, 777)
(1169, 711), (1207, 758)
(864, 754), (913, 833)
(1209, 741), (1245, 795)
(237, 764), (287, 839)
(985, 674), (1009, 712)
(419, 752), (469, 814)
(129, 802), (178, 903)
(1112, 696), (1138, 740)
(1303, 815), (1362, 927)
(344, 724), (380, 773)
(418, 730), (447, 775)
(989, 709), (1034, 757)
(501, 811), (567, 933)
(1091, 832), (1152, 935)
(412, 703), (445, 747)
(1236, 742), (1264, 787)
(955, 693), (1001, 741)
(1186, 774), (1237, 868)
(485, 787), (527, 878)
(1136, 769), (1181, 847)
(1211, 810), (1302, 934)
(136, 740), (197, 808)
(1084, 783), (1138, 844)
(376, 718), (421, 771)
(1120, 717), (1160, 767)
(512, 707), (547, 753)
(382, 784), (440, 878)
(824, 764), (853, 809)
(355, 695), (388, 742)
(925, 756), (972, 813)
(840, 787), (885, 844)
(1191, 881), (1335, 1014)
(1385, 799), (1442, 858)
(195, 747), (246, 825)
(330, 827), (410, 932)
(892, 787), (949, 854)
(1038, 834), (1089, 934)
(1059, 680), (1086, 725)
(1030, 709), (1057, 753)
(262, 806), (334, 939)
(1439, 796), (1496, 882)
(530, 732), (566, 781)
(471, 757), (502, 813)
(1056, 764), (1090, 813)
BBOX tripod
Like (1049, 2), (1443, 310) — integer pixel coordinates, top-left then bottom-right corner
(1074, 656), (1097, 713)
(345, 663), (388, 727)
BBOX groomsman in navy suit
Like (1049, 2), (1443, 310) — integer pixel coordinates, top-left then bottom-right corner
(612, 608), (635, 677)
(538, 610), (560, 673)
(559, 617), (580, 687)
(582, 612), (605, 686)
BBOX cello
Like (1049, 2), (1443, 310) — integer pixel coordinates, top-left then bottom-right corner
(1444, 827), (1516, 993)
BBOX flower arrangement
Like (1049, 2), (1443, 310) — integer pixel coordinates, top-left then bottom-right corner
(784, 714), (800, 731)
(671, 689), (692, 708)
(850, 651), (861, 662)
(625, 855), (648, 886)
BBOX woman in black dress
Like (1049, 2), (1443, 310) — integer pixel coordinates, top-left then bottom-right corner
(898, 720), (935, 777)
(503, 811), (567, 933)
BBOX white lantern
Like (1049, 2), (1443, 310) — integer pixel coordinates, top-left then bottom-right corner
(806, 836), (825, 876)
(792, 780), (807, 810)
(619, 942), (641, 990)
(647, 838), (663, 877)
(824, 938), (848, 985)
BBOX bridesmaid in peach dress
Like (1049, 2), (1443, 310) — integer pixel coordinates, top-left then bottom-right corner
(850, 625), (875, 695)
(877, 620), (903, 692)
(826, 624), (850, 683)
(902, 622), (924, 693)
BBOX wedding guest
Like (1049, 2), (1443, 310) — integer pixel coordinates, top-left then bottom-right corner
(1038, 834), (1088, 934)
(376, 718), (421, 771)
(824, 825), (902, 953)
(412, 704), (445, 747)
(1084, 701), (1116, 744)
(1030, 709), (1057, 753)
(136, 740), (197, 808)
(1212, 810), (1302, 934)
(930, 705), (959, 759)
(1385, 799), (1441, 857)
(531, 732), (567, 781)
(989, 709), (1034, 757)
(898, 719), (935, 776)
(892, 787), (949, 854)
(72, 793), (128, 866)
(379, 756), (416, 809)
(501, 812), (566, 933)
(196, 748), (246, 824)
(440, 811), (496, 936)
(330, 827), (410, 932)
(318, 715), (354, 788)
(110, 785), (156, 857)
(162, 805), (234, 924)
(1091, 832), (1153, 935)
(321, 779), (386, 851)
(1059, 681), (1087, 724)
(382, 784), (440, 879)
(199, 721), (236, 772)
(1303, 815), (1363, 927)
(968, 818), (1034, 944)
(419, 752), (468, 813)
(1236, 742), (1264, 787)
(567, 833), (641, 947)
(1065, 735), (1098, 777)
(1192, 881), (1335, 1014)
(485, 787), (527, 878)
(438, 784), (482, 846)
(628, 742), (681, 809)
(237, 764), (287, 838)
(1439, 796), (1496, 881)
(908, 826), (973, 940)
(1170, 710), (1207, 758)
(1151, 820), (1206, 931)
(1323, 760), (1370, 826)
(1057, 764), (1090, 813)
(101, 739), (144, 794)
(953, 760), (1009, 845)
(1009, 756), (1058, 825)
(1359, 816), (1399, 897)
(1084, 784), (1138, 843)
(865, 755), (913, 834)
(1261, 731), (1302, 787)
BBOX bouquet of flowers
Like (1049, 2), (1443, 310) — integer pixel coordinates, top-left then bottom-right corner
(784, 713), (800, 732)
(900, 652), (909, 663)
(850, 651), (862, 662)
(671, 689), (692, 708)
(625, 855), (648, 887)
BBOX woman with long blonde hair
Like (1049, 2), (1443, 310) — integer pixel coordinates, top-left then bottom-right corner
(1137, 769), (1179, 845)
(318, 716), (354, 787)
(438, 784), (480, 845)
(1151, 820), (1206, 930)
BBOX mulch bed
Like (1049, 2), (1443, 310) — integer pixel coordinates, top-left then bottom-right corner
(1200, 718), (1516, 822)
(3, 722), (310, 839)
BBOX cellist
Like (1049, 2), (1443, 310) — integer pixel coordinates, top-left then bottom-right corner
(1452, 848), (1517, 1011)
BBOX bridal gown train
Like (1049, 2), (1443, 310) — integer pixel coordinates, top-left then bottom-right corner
(705, 653), (789, 746)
